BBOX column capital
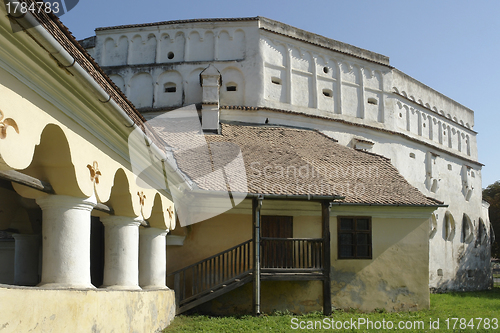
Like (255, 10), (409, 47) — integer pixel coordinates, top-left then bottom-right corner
(140, 227), (168, 237)
(36, 194), (97, 212)
(101, 215), (143, 228)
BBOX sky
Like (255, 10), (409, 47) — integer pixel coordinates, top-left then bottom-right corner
(59, 0), (500, 188)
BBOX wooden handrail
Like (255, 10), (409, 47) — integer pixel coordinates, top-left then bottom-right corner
(167, 239), (253, 277)
(167, 239), (254, 307)
(168, 237), (327, 311)
(261, 238), (324, 270)
(261, 237), (323, 241)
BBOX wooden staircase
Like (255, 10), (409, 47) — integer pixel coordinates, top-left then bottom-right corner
(167, 239), (254, 314)
(167, 237), (325, 314)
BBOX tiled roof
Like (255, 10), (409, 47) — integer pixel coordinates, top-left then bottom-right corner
(23, 1), (162, 145)
(220, 105), (483, 167)
(157, 123), (442, 206)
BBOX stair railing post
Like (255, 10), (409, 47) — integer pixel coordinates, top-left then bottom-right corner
(253, 195), (263, 316)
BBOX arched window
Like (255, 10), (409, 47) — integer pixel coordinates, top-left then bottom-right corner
(429, 213), (438, 239)
(462, 214), (473, 243)
(445, 211), (455, 241)
(475, 218), (485, 247)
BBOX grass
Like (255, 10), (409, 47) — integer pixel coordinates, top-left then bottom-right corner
(164, 286), (500, 332)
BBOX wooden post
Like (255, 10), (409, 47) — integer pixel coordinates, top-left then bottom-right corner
(252, 195), (263, 315)
(322, 201), (332, 315)
(174, 272), (181, 313)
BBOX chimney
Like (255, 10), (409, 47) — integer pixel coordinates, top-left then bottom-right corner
(200, 64), (221, 133)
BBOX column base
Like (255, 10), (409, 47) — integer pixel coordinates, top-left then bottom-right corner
(140, 285), (170, 290)
(37, 282), (96, 290)
(100, 285), (142, 291)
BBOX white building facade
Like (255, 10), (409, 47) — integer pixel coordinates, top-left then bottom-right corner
(83, 17), (491, 291)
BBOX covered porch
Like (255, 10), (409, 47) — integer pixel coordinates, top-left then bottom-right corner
(167, 196), (336, 315)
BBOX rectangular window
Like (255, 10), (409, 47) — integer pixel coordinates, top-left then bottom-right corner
(337, 216), (372, 259)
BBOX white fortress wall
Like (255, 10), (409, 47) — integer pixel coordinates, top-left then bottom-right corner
(258, 30), (392, 128)
(92, 20), (262, 112)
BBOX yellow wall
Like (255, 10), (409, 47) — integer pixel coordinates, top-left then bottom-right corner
(0, 286), (175, 332)
(166, 205), (431, 314)
(293, 215), (322, 238)
(167, 213), (253, 274)
(198, 280), (323, 315)
(330, 216), (430, 312)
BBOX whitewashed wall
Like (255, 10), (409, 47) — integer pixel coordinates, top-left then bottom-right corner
(92, 22), (259, 111)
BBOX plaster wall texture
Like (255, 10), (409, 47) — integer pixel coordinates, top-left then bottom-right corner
(89, 18), (490, 292)
(197, 280), (323, 315)
(167, 202), (431, 313)
(329, 212), (430, 311)
(0, 286), (176, 333)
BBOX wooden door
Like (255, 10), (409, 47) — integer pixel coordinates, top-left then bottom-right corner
(261, 216), (293, 268)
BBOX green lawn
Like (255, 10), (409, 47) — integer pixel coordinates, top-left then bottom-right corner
(164, 286), (500, 332)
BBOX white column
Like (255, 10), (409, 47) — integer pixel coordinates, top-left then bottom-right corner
(139, 227), (168, 289)
(101, 216), (142, 290)
(13, 234), (40, 286)
(36, 195), (96, 289)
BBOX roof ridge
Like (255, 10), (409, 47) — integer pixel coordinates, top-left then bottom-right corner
(95, 17), (260, 32)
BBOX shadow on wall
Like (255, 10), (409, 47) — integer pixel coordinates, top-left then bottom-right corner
(432, 233), (492, 292)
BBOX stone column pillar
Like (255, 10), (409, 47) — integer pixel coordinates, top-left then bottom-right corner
(13, 234), (40, 286)
(101, 216), (142, 290)
(139, 227), (168, 289)
(36, 195), (96, 289)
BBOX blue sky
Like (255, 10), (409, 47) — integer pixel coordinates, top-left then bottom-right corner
(61, 0), (500, 188)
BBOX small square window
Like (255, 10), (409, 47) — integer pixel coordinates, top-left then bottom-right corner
(338, 216), (372, 259)
(164, 82), (177, 93)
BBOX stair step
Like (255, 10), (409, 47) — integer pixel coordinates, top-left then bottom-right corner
(177, 274), (253, 314)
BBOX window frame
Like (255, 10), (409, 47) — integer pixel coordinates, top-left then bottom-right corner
(337, 216), (372, 260)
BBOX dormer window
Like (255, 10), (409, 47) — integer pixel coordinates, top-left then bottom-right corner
(164, 82), (176, 93)
(353, 138), (374, 151)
